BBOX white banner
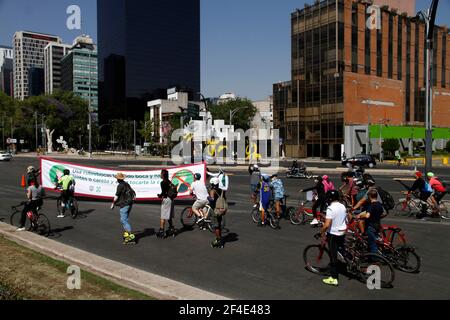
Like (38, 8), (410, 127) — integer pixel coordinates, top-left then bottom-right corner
(40, 158), (206, 201)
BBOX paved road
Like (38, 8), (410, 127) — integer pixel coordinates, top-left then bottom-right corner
(1, 157), (450, 299)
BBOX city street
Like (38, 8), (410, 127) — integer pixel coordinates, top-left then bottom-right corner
(1, 156), (450, 299)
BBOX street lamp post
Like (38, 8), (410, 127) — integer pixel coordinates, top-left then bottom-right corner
(418, 0), (439, 173)
(229, 106), (249, 127)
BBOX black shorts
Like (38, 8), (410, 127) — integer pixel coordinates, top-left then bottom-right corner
(434, 191), (447, 203)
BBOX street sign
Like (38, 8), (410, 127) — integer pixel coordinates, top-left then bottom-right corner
(187, 104), (201, 120)
(6, 138), (17, 144)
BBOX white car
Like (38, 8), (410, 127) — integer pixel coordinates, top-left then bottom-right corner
(0, 152), (13, 161)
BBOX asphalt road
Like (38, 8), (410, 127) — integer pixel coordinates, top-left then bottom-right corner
(1, 157), (450, 300)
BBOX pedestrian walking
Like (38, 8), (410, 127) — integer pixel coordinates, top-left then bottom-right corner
(157, 169), (177, 239)
(111, 173), (136, 245)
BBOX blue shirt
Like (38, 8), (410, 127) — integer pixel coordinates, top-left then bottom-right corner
(270, 179), (285, 200)
(260, 181), (271, 210)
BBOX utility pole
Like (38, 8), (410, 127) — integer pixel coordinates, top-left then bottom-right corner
(41, 115), (46, 154)
(35, 112), (38, 151)
(134, 120), (137, 159)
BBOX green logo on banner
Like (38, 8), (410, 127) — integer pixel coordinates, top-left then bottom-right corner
(49, 165), (67, 184)
(171, 170), (195, 194)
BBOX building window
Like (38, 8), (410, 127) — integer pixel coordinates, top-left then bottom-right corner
(365, 10), (371, 75)
(351, 3), (358, 73)
(388, 14), (393, 79)
(398, 18), (403, 80)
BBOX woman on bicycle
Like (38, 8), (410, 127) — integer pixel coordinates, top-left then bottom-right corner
(17, 177), (45, 231)
(301, 176), (325, 226)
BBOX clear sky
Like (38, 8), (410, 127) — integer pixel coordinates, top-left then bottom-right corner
(0, 0), (449, 100)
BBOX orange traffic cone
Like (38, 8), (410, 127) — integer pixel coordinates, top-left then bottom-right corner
(21, 175), (26, 188)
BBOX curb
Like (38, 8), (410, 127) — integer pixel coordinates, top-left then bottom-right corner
(0, 222), (229, 300)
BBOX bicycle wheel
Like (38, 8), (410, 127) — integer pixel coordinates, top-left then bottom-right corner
(285, 206), (295, 221)
(70, 198), (79, 219)
(290, 207), (306, 225)
(356, 253), (395, 289)
(180, 207), (197, 228)
(251, 207), (261, 224)
(268, 213), (279, 230)
(394, 246), (421, 273)
(395, 201), (411, 215)
(205, 207), (216, 233)
(34, 214), (51, 237)
(438, 203), (450, 220)
(303, 245), (331, 275)
(10, 211), (32, 230)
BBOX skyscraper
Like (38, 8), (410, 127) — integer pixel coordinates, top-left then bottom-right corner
(44, 43), (71, 94)
(13, 31), (61, 100)
(61, 36), (98, 112)
(97, 0), (200, 123)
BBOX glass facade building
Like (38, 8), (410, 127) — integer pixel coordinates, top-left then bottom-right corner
(97, 0), (201, 123)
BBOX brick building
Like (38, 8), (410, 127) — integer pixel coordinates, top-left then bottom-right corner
(274, 0), (450, 159)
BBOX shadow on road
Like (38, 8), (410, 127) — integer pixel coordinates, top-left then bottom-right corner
(222, 232), (239, 244)
(135, 228), (156, 243)
(75, 209), (96, 220)
(49, 226), (75, 239)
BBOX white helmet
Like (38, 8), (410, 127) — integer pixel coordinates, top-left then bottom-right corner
(210, 177), (220, 186)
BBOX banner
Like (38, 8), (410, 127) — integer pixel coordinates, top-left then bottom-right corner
(40, 158), (206, 201)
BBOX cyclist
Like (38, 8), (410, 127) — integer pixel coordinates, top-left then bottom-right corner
(26, 166), (41, 187)
(190, 173), (210, 224)
(339, 174), (358, 206)
(408, 171), (432, 219)
(258, 174), (272, 227)
(318, 190), (349, 287)
(270, 174), (285, 220)
(249, 164), (261, 206)
(209, 177), (227, 248)
(56, 169), (75, 218)
(355, 189), (383, 254)
(301, 176), (325, 226)
(353, 178), (382, 214)
(17, 177), (45, 231)
(157, 169), (176, 239)
(427, 172), (447, 213)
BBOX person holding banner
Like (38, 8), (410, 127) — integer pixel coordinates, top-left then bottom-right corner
(157, 169), (177, 239)
(111, 173), (136, 245)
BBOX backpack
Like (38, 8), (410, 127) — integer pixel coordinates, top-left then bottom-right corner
(376, 187), (395, 211)
(167, 182), (179, 200)
(421, 181), (433, 193)
(214, 190), (228, 216)
(123, 183), (136, 205)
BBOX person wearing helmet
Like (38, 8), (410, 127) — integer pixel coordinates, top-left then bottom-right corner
(190, 173), (210, 225)
(56, 169), (75, 218)
(427, 172), (447, 214)
(318, 190), (349, 287)
(301, 176), (326, 226)
(249, 164), (261, 206)
(208, 177), (227, 248)
(258, 174), (272, 227)
(408, 171), (432, 219)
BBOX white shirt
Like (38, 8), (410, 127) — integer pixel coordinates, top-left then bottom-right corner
(191, 180), (209, 201)
(325, 202), (348, 236)
(208, 172), (229, 191)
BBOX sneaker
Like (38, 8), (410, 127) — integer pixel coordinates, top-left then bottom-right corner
(310, 218), (320, 226)
(253, 204), (258, 208)
(166, 227), (177, 238)
(211, 239), (224, 248)
(156, 229), (165, 239)
(57, 214), (65, 218)
(257, 221), (266, 227)
(16, 227), (26, 232)
(322, 277), (339, 286)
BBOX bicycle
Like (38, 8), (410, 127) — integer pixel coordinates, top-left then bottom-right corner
(395, 191), (449, 220)
(346, 219), (421, 274)
(251, 200), (281, 230)
(180, 204), (227, 233)
(289, 192), (325, 226)
(303, 232), (395, 288)
(10, 202), (51, 237)
(54, 185), (79, 219)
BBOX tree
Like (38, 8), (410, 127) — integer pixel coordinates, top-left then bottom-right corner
(446, 140), (450, 153)
(382, 139), (400, 156)
(209, 98), (257, 131)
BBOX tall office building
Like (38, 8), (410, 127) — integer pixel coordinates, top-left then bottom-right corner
(61, 35), (98, 112)
(0, 45), (14, 96)
(44, 43), (71, 94)
(274, 0), (450, 159)
(13, 31), (61, 100)
(97, 0), (201, 123)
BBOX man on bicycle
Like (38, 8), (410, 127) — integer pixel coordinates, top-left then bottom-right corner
(249, 164), (261, 207)
(17, 177), (45, 231)
(355, 189), (383, 254)
(190, 173), (210, 224)
(56, 169), (75, 218)
(408, 171), (432, 219)
(270, 174), (285, 220)
(318, 190), (349, 287)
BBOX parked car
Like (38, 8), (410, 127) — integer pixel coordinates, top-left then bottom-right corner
(342, 154), (376, 168)
(0, 152), (13, 161)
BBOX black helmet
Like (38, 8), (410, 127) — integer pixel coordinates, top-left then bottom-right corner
(194, 173), (201, 181)
(64, 169), (70, 175)
(326, 190), (340, 203)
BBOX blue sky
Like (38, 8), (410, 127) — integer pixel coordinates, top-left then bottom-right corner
(0, 0), (449, 100)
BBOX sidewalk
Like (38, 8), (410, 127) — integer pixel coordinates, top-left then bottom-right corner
(0, 222), (229, 300)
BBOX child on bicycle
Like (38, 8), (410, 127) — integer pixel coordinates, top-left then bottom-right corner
(17, 177), (45, 231)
